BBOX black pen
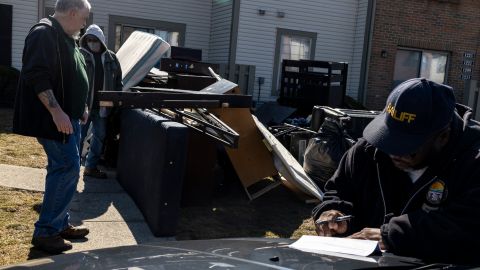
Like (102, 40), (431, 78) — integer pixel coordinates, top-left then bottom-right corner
(315, 215), (354, 225)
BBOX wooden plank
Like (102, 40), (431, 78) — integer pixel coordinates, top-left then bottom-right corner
(99, 89), (251, 108)
(209, 108), (278, 189)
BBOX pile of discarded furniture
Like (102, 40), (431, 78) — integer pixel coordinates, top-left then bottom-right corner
(98, 31), (378, 237)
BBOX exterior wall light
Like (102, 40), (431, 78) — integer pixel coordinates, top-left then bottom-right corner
(381, 49), (387, 58)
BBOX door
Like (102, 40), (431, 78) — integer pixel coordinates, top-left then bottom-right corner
(0, 4), (12, 66)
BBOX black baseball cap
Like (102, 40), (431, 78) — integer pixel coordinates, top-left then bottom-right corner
(363, 78), (455, 156)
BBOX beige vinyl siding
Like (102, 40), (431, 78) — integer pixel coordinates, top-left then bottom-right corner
(0, 0), (38, 70)
(235, 0), (367, 102)
(209, 0), (232, 64)
(45, 0), (212, 60)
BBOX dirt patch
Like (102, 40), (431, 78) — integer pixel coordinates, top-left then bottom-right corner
(176, 182), (317, 240)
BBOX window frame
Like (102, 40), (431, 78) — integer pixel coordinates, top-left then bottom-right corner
(271, 28), (317, 96)
(394, 47), (450, 86)
(108, 15), (186, 51)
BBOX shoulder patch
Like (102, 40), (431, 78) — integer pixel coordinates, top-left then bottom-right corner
(426, 180), (447, 206)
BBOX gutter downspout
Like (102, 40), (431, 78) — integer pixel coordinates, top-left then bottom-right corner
(38, 0), (45, 20)
(228, 0), (240, 82)
(358, 0), (376, 106)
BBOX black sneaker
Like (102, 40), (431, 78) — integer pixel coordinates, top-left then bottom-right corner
(83, 167), (107, 179)
(31, 235), (72, 254)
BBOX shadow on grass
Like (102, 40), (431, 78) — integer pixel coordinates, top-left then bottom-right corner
(175, 179), (315, 240)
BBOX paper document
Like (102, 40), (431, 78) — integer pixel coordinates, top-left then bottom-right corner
(289, 235), (378, 257)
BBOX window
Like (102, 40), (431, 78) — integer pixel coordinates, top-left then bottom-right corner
(114, 24), (180, 52)
(280, 35), (312, 72)
(109, 15), (185, 52)
(0, 4), (12, 66)
(393, 48), (448, 87)
(272, 28), (317, 95)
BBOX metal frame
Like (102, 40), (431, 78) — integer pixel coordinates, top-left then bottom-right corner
(151, 108), (240, 148)
(99, 88), (252, 109)
(98, 88), (252, 148)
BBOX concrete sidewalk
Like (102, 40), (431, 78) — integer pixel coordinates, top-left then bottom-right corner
(0, 163), (168, 254)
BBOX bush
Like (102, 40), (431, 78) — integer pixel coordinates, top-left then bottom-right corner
(0, 66), (20, 108)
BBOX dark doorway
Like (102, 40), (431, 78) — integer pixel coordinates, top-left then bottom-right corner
(0, 4), (12, 66)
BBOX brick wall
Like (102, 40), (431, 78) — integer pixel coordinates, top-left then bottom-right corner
(366, 0), (480, 110)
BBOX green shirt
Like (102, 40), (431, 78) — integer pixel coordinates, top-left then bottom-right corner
(52, 18), (89, 119)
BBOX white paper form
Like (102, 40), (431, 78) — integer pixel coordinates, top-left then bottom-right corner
(289, 235), (379, 257)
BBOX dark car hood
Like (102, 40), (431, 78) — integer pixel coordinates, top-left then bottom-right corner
(0, 238), (469, 269)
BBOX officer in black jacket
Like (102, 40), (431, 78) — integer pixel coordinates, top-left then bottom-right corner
(312, 78), (480, 263)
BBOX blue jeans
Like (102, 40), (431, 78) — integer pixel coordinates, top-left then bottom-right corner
(35, 119), (81, 237)
(81, 112), (107, 169)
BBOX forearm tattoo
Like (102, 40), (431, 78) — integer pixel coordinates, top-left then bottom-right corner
(38, 90), (59, 109)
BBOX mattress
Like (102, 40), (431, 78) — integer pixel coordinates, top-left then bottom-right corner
(116, 31), (170, 91)
(117, 109), (188, 236)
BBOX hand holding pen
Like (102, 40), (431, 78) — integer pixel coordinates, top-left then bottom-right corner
(315, 215), (354, 225)
(314, 210), (352, 237)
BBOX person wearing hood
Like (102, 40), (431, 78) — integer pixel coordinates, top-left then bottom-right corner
(311, 78), (480, 264)
(79, 24), (122, 179)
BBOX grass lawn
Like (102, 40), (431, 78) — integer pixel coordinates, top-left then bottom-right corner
(0, 108), (317, 266)
(0, 108), (47, 168)
(0, 186), (43, 266)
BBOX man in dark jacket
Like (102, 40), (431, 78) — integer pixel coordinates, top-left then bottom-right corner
(312, 78), (480, 263)
(79, 24), (122, 178)
(13, 0), (91, 254)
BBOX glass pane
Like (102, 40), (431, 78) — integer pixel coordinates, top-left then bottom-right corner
(420, 52), (447, 83)
(289, 36), (311, 60)
(115, 25), (156, 51)
(168, 32), (179, 47)
(114, 25), (122, 52)
(276, 34), (313, 93)
(280, 35), (311, 73)
(114, 23), (181, 54)
(153, 30), (179, 47)
(280, 35), (292, 63)
(393, 50), (421, 88)
(122, 26), (154, 43)
(155, 30), (168, 41)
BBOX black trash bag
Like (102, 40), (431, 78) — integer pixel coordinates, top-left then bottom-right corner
(303, 118), (355, 189)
